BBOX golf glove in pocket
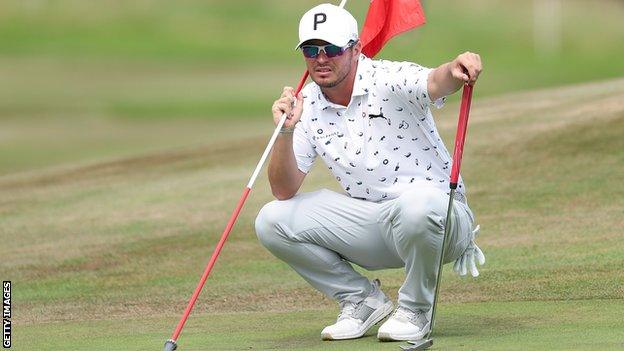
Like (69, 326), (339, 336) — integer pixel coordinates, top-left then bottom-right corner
(453, 225), (485, 277)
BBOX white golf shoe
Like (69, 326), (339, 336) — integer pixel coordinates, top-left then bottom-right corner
(377, 307), (430, 341)
(321, 279), (393, 340)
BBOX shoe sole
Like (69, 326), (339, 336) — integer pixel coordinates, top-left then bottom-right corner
(377, 321), (430, 342)
(321, 301), (394, 340)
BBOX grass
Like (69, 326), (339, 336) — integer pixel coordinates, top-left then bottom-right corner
(2, 78), (624, 350)
(1, 0), (624, 123)
(17, 301), (624, 351)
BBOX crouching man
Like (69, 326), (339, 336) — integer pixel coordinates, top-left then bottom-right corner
(255, 3), (484, 342)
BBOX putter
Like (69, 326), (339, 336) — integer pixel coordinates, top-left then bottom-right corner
(400, 84), (474, 351)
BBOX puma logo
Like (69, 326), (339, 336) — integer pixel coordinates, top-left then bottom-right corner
(368, 110), (388, 122)
(368, 107), (391, 125)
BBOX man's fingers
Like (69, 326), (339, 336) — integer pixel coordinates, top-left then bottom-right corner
(455, 254), (465, 275)
(452, 66), (470, 83)
(276, 95), (296, 115)
(458, 61), (479, 83)
(467, 66), (479, 84)
(273, 102), (290, 115)
(292, 92), (304, 116)
(468, 56), (482, 83)
(475, 246), (486, 265)
(470, 266), (479, 278)
(273, 86), (302, 124)
(453, 257), (462, 273)
(468, 62), (482, 81)
(281, 86), (296, 101)
(459, 254), (467, 276)
(467, 251), (479, 277)
(455, 52), (482, 85)
(273, 87), (299, 125)
(278, 96), (294, 106)
(472, 225), (481, 238)
(271, 102), (281, 114)
(465, 251), (474, 276)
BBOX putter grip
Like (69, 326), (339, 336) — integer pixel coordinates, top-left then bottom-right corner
(449, 84), (473, 189)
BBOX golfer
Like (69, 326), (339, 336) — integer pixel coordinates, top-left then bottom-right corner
(255, 3), (484, 342)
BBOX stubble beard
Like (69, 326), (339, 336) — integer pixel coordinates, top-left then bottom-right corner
(314, 57), (352, 89)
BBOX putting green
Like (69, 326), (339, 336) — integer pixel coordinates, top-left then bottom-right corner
(19, 299), (624, 351)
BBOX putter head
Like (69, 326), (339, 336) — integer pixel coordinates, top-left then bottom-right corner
(400, 338), (433, 351)
(163, 339), (178, 351)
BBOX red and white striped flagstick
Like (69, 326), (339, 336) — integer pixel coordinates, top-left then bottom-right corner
(163, 71), (309, 351)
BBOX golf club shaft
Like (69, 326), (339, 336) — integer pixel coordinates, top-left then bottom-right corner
(427, 188), (455, 338)
(166, 71), (309, 346)
(427, 84), (474, 338)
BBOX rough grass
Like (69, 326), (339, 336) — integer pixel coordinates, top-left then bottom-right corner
(2, 78), (624, 350)
(1, 0), (624, 118)
(2, 1), (624, 171)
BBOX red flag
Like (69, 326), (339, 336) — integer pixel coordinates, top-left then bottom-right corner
(360, 0), (426, 58)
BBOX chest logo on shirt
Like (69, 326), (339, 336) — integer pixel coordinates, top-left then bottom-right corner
(368, 107), (391, 126)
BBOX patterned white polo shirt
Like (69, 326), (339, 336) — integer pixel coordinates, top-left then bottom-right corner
(293, 54), (466, 202)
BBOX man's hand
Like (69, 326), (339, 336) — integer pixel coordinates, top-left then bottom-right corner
(450, 51), (482, 86)
(428, 52), (483, 101)
(453, 225), (485, 277)
(267, 86), (307, 200)
(272, 86), (304, 129)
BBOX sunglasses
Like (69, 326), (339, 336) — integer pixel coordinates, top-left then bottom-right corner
(300, 41), (357, 59)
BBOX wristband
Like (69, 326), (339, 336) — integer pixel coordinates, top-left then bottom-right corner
(279, 126), (295, 134)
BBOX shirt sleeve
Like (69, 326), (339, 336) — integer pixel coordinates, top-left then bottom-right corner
(388, 61), (446, 113)
(292, 122), (317, 174)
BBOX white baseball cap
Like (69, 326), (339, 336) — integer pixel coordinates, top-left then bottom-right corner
(296, 3), (359, 49)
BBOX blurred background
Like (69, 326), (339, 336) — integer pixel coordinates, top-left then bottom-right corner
(1, 0), (623, 175)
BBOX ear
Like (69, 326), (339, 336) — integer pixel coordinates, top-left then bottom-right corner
(352, 41), (362, 59)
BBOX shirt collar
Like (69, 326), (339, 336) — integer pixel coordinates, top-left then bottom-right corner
(314, 54), (372, 110)
(351, 54), (372, 97)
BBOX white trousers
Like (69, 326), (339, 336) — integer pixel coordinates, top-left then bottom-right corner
(254, 186), (475, 312)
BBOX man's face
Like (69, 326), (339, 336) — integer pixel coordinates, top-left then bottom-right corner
(302, 39), (359, 89)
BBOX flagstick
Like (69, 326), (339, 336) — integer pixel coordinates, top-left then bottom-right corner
(163, 70), (309, 351)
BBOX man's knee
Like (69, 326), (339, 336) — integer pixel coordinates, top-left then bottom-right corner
(255, 199), (292, 250)
(396, 187), (446, 239)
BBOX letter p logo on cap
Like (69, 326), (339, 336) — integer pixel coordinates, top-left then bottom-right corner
(313, 13), (327, 30)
